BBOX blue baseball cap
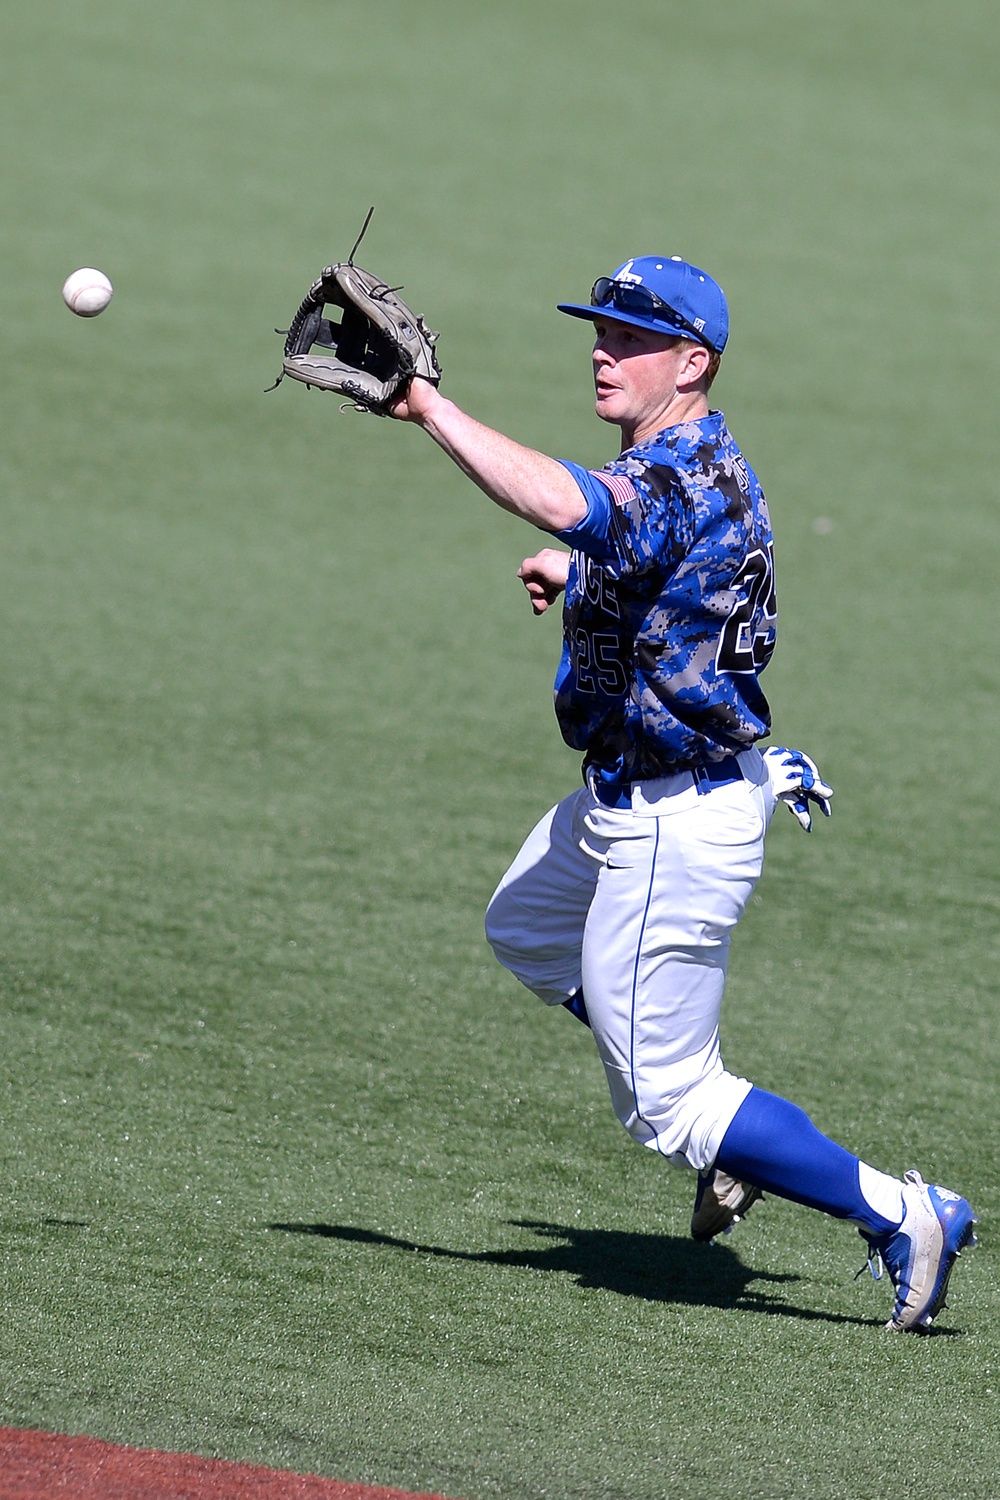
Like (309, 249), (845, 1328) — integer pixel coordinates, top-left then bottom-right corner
(558, 255), (729, 354)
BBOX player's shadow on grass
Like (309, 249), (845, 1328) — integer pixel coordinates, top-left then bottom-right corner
(266, 1219), (886, 1327)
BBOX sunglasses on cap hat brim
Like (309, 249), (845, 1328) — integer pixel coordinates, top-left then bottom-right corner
(589, 278), (717, 352)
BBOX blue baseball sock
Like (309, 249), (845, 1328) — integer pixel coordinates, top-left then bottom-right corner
(716, 1087), (901, 1238)
(562, 989), (591, 1028)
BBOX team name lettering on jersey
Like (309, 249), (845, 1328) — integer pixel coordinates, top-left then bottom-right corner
(576, 552), (621, 618)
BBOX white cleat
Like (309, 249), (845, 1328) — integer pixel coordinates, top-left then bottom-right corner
(691, 1168), (763, 1243)
(860, 1170), (978, 1333)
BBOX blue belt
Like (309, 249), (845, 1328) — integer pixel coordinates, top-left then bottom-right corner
(592, 756), (744, 810)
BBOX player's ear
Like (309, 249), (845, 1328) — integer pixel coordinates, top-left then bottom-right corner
(678, 340), (712, 390)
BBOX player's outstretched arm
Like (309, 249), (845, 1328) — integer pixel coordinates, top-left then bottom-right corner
(388, 377), (587, 534)
(517, 549), (570, 615)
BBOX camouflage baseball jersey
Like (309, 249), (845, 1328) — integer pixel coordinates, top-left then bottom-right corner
(552, 410), (776, 788)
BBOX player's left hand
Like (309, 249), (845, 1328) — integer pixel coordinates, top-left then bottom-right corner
(386, 374), (444, 424)
(762, 746), (833, 833)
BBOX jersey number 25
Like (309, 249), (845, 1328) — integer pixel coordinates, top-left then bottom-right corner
(717, 546), (776, 674)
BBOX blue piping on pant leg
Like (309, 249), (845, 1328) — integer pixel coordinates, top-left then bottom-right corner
(628, 817), (666, 1154)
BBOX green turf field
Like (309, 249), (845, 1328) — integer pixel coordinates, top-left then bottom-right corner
(1, 1), (999, 1496)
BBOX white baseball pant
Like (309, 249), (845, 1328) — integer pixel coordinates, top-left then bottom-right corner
(485, 748), (775, 1172)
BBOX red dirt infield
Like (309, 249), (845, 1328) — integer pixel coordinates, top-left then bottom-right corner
(0, 1428), (458, 1500)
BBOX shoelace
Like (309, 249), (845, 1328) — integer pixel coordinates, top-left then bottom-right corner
(855, 1247), (885, 1283)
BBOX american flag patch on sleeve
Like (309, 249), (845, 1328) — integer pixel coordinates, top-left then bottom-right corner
(591, 471), (638, 507)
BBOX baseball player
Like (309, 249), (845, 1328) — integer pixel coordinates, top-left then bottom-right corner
(388, 255), (975, 1331)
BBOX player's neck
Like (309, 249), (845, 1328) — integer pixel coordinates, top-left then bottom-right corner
(619, 389), (710, 451)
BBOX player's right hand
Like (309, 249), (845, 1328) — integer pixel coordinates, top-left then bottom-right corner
(518, 549), (571, 614)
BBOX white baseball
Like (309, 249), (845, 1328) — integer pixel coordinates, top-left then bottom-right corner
(62, 267), (114, 318)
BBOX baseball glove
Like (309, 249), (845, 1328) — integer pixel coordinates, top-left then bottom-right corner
(271, 262), (441, 414)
